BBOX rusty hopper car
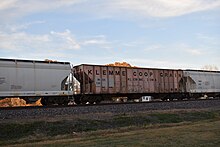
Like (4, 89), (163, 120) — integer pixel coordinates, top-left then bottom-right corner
(73, 64), (184, 104)
(0, 58), (73, 105)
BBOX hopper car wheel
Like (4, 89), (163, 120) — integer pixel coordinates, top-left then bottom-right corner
(80, 96), (89, 104)
(168, 98), (173, 101)
(57, 97), (69, 106)
(74, 96), (82, 105)
(40, 98), (48, 106)
(95, 96), (102, 104)
(75, 100), (81, 105)
(81, 98), (88, 104)
(88, 97), (95, 104)
(161, 99), (166, 101)
(63, 99), (69, 105)
(57, 101), (64, 105)
(88, 96), (102, 104)
(40, 97), (53, 106)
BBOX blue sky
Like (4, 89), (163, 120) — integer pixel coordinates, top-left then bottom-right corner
(0, 0), (220, 70)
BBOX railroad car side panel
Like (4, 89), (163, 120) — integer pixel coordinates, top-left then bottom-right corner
(101, 66), (108, 93)
(0, 59), (72, 98)
(34, 63), (71, 91)
(121, 67), (127, 93)
(163, 70), (169, 93)
(158, 70), (165, 93)
(153, 69), (160, 93)
(149, 69), (155, 93)
(143, 69), (150, 93)
(133, 68), (139, 93)
(77, 65), (131, 94)
(83, 65), (94, 94)
(94, 66), (101, 93)
(127, 68), (134, 93)
(183, 70), (220, 93)
(169, 70), (174, 93)
(213, 73), (220, 92)
(114, 67), (121, 93)
(108, 66), (115, 93)
(177, 70), (186, 92)
(173, 70), (178, 92)
(138, 69), (144, 93)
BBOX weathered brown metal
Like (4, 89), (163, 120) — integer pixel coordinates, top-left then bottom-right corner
(73, 64), (185, 95)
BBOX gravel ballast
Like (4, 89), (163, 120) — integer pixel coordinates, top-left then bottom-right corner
(0, 99), (220, 121)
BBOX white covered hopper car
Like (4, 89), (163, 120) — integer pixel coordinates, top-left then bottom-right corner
(183, 70), (220, 97)
(0, 58), (73, 105)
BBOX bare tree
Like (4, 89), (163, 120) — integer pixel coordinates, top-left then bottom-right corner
(202, 65), (219, 71)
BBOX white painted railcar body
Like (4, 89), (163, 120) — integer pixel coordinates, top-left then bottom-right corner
(0, 58), (73, 99)
(183, 70), (220, 94)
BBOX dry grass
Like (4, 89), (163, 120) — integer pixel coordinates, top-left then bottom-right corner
(4, 120), (220, 147)
(1, 110), (220, 147)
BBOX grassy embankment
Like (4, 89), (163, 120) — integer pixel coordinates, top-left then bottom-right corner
(0, 109), (220, 146)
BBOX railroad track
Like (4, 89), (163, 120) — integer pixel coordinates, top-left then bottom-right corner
(0, 99), (220, 120)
